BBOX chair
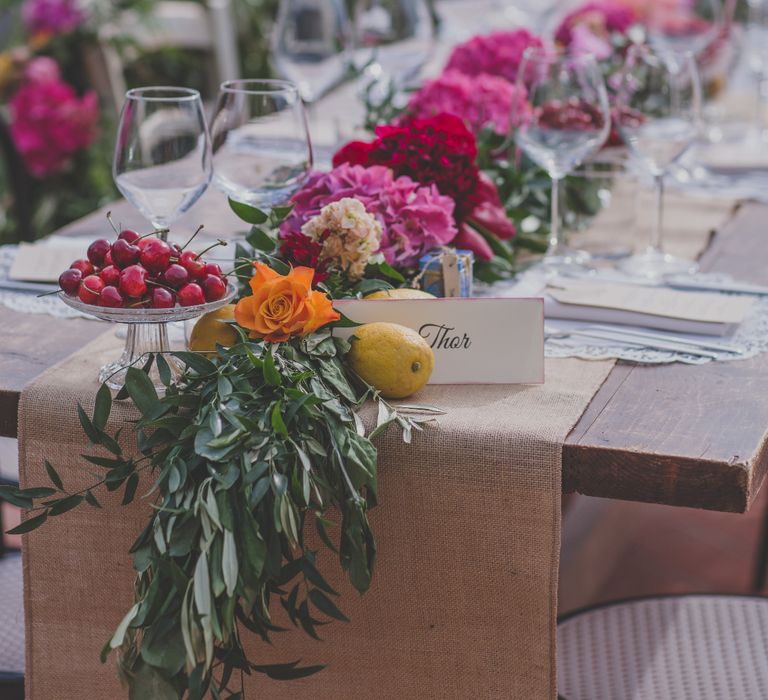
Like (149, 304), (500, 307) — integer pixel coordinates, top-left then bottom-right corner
(96, 0), (241, 113)
(557, 594), (768, 700)
(0, 476), (24, 700)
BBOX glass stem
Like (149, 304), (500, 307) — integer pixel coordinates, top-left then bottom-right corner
(756, 77), (766, 137)
(151, 221), (168, 242)
(548, 175), (563, 256)
(651, 173), (665, 253)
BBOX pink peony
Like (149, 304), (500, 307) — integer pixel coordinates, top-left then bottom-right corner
(406, 70), (531, 136)
(555, 1), (638, 58)
(9, 64), (99, 178)
(282, 164), (458, 268)
(444, 29), (545, 84)
(21, 0), (85, 36)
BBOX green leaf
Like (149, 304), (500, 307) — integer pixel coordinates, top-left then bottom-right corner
(229, 198), (269, 225)
(252, 660), (326, 681)
(125, 367), (162, 419)
(263, 351), (281, 387)
(93, 383), (112, 431)
(0, 486), (32, 509)
(140, 619), (186, 676)
(48, 494), (84, 516)
(19, 487), (57, 500)
(77, 404), (101, 444)
(8, 511), (47, 534)
(376, 262), (405, 282)
(122, 473), (139, 505)
(271, 402), (288, 436)
(174, 352), (217, 376)
(156, 354), (172, 387)
(246, 226), (277, 253)
(309, 589), (349, 622)
(270, 204), (294, 221)
(85, 491), (102, 509)
(222, 530), (239, 597)
(110, 602), (140, 649)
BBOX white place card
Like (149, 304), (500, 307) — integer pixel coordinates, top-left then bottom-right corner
(333, 298), (544, 385)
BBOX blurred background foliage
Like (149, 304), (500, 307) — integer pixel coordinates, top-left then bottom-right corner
(0, 0), (281, 244)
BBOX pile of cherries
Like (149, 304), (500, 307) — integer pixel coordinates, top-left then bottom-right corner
(58, 223), (228, 309)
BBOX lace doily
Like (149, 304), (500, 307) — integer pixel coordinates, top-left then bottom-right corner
(481, 271), (768, 366)
(0, 243), (95, 319)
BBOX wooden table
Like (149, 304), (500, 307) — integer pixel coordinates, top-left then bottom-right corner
(2, 195), (767, 513)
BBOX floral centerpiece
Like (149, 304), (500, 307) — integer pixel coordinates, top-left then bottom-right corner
(5, 200), (444, 698)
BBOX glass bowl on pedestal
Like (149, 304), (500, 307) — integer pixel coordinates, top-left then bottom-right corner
(58, 285), (237, 391)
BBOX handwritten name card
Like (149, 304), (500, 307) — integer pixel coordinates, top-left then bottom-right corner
(333, 298), (544, 384)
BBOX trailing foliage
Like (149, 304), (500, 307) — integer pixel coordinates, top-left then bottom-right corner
(3, 331), (437, 698)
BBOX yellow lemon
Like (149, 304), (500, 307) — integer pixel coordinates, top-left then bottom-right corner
(363, 288), (435, 300)
(189, 304), (239, 354)
(347, 322), (434, 399)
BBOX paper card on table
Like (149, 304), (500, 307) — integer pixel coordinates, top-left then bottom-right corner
(10, 240), (88, 283)
(333, 298), (544, 384)
(545, 278), (753, 336)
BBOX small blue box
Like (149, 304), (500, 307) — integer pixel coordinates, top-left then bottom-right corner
(417, 248), (474, 298)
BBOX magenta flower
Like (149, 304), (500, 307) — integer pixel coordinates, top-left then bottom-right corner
(281, 164), (458, 268)
(555, 1), (637, 58)
(21, 0), (85, 36)
(406, 70), (531, 136)
(444, 29), (545, 84)
(9, 58), (99, 178)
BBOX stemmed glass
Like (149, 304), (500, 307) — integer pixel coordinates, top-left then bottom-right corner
(272, 0), (352, 104)
(515, 48), (610, 273)
(210, 79), (313, 209)
(113, 87), (212, 237)
(615, 45), (702, 278)
(644, 0), (723, 59)
(352, 0), (435, 100)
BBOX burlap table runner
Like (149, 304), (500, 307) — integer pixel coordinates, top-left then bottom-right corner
(19, 331), (613, 699)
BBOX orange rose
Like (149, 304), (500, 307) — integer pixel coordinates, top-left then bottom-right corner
(234, 262), (339, 343)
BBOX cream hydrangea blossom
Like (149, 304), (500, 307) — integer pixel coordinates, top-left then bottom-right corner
(301, 197), (383, 281)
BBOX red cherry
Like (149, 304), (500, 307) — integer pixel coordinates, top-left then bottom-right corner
(87, 239), (111, 267)
(70, 259), (94, 277)
(164, 263), (189, 289)
(78, 275), (104, 305)
(179, 251), (205, 279)
(203, 262), (223, 278)
(111, 239), (140, 268)
(118, 229), (140, 244)
(99, 286), (124, 308)
(59, 268), (82, 296)
(103, 249), (113, 267)
(139, 238), (172, 273)
(202, 274), (227, 302)
(99, 265), (120, 286)
(119, 264), (147, 298)
(178, 282), (205, 307)
(151, 287), (175, 309)
(170, 243), (183, 259)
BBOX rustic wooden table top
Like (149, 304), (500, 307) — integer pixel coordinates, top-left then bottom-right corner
(2, 194), (767, 513)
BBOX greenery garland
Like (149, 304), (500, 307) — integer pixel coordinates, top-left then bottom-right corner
(2, 205), (440, 698)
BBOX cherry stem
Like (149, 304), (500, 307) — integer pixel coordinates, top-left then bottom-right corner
(137, 229), (169, 242)
(106, 211), (120, 236)
(223, 261), (256, 278)
(37, 288), (63, 298)
(180, 224), (205, 251)
(146, 279), (175, 292)
(195, 239), (228, 260)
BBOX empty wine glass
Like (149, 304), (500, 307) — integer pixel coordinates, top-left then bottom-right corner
(746, 0), (768, 138)
(615, 45), (702, 278)
(644, 0), (723, 58)
(515, 48), (610, 273)
(210, 79), (313, 209)
(353, 0), (434, 98)
(113, 87), (212, 236)
(272, 0), (352, 104)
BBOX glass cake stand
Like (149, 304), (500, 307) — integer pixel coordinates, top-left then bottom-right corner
(59, 284), (236, 391)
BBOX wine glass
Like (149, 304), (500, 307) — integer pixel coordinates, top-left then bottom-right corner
(113, 87), (212, 237)
(615, 45), (702, 278)
(272, 0), (352, 104)
(210, 79), (313, 209)
(515, 48), (610, 273)
(644, 0), (723, 59)
(352, 0), (435, 99)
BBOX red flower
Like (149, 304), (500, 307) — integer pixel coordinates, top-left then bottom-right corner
(279, 231), (330, 283)
(333, 114), (516, 260)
